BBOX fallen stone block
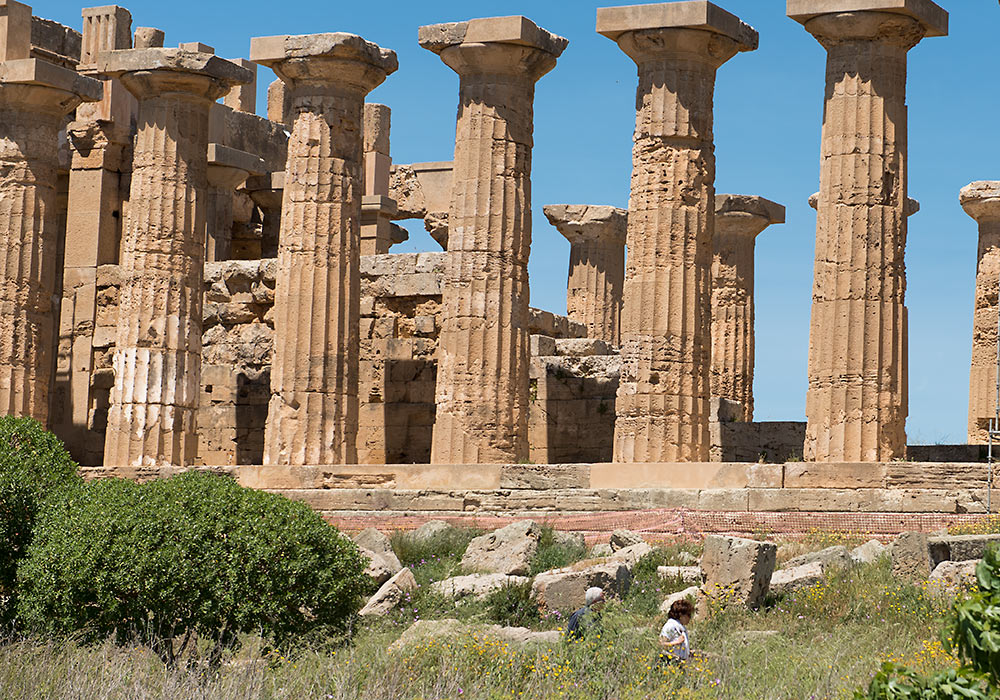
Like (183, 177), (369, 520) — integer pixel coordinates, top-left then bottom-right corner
(782, 545), (852, 573)
(411, 519), (457, 544)
(851, 539), (887, 565)
(552, 531), (585, 550)
(659, 586), (702, 615)
(657, 566), (703, 585)
(359, 546), (402, 586)
(360, 567), (417, 616)
(532, 560), (631, 612)
(388, 619), (562, 653)
(610, 529), (644, 551)
(701, 535), (777, 608)
(354, 527), (402, 572)
(461, 520), (541, 576)
(889, 532), (931, 580)
(928, 534), (1000, 569)
(430, 573), (530, 601)
(769, 562), (823, 595)
(609, 542), (653, 568)
(591, 544), (613, 557)
(929, 560), (980, 592)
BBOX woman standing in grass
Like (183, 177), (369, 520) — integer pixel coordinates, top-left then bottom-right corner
(659, 599), (694, 662)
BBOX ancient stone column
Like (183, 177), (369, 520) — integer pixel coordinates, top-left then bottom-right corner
(206, 143), (263, 262)
(95, 48), (252, 466)
(961, 182), (1000, 444)
(0, 0), (102, 423)
(361, 103), (396, 255)
(251, 33), (397, 465)
(710, 194), (784, 422)
(543, 204), (627, 345)
(597, 2), (757, 462)
(789, 0), (947, 462)
(420, 16), (567, 464)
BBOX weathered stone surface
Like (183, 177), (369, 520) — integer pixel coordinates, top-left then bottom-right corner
(359, 547), (400, 585)
(354, 527), (402, 577)
(851, 539), (888, 565)
(657, 566), (703, 585)
(782, 546), (853, 573)
(591, 544), (614, 558)
(552, 531), (586, 550)
(701, 535), (777, 608)
(605, 6), (757, 463)
(531, 560), (631, 612)
(928, 534), (1000, 569)
(711, 194), (784, 422)
(252, 33), (397, 465)
(431, 573), (530, 600)
(411, 519), (457, 543)
(461, 520), (541, 576)
(929, 560), (979, 592)
(659, 585), (703, 615)
(544, 204), (627, 344)
(609, 542), (653, 568)
(425, 16), (566, 464)
(359, 567), (416, 616)
(793, 4), (946, 461)
(769, 561), (824, 595)
(961, 181), (1000, 444)
(889, 532), (932, 580)
(610, 529), (644, 551)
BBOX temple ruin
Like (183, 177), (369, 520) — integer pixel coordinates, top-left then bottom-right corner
(9, 0), (1000, 534)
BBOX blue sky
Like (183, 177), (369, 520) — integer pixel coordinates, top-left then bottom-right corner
(43, 0), (999, 444)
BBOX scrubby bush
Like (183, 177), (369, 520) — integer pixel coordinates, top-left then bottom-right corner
(16, 471), (369, 666)
(0, 416), (80, 624)
(390, 525), (481, 586)
(485, 580), (539, 628)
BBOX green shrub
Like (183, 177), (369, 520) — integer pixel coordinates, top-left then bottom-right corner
(624, 547), (688, 617)
(484, 580), (539, 628)
(16, 471), (369, 666)
(0, 416), (80, 624)
(390, 526), (481, 587)
(529, 526), (587, 576)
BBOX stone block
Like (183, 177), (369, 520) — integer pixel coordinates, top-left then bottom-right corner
(929, 560), (979, 592)
(462, 520), (541, 576)
(701, 535), (777, 608)
(597, 1), (759, 49)
(418, 15), (568, 56)
(783, 545), (853, 573)
(786, 0), (948, 37)
(928, 534), (1000, 569)
(0, 0), (31, 62)
(657, 566), (703, 585)
(889, 532), (932, 580)
(769, 561), (823, 595)
(851, 539), (887, 564)
(531, 560), (631, 612)
(530, 334), (557, 357)
(783, 462), (887, 489)
(431, 573), (529, 601)
(698, 488), (749, 511)
(359, 567), (417, 616)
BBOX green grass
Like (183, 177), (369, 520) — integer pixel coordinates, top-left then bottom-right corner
(0, 557), (962, 699)
(528, 526), (588, 576)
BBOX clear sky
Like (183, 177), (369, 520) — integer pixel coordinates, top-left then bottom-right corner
(42, 0), (1000, 444)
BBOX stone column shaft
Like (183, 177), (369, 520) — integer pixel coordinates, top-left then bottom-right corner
(544, 204), (626, 345)
(420, 17), (567, 464)
(252, 33), (397, 465)
(597, 3), (757, 462)
(97, 49), (252, 466)
(961, 182), (1000, 444)
(0, 58), (101, 422)
(790, 2), (947, 461)
(710, 194), (784, 421)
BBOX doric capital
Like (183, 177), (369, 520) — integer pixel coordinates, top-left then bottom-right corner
(0, 58), (103, 113)
(961, 182), (1000, 224)
(788, 1), (947, 50)
(715, 194), (784, 237)
(544, 204), (627, 246)
(207, 143), (263, 189)
(419, 16), (566, 82)
(250, 33), (397, 96)
(597, 1), (757, 67)
(94, 48), (254, 102)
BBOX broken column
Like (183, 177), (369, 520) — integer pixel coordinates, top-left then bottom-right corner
(96, 47), (252, 466)
(251, 33), (397, 465)
(54, 4), (134, 458)
(361, 102), (397, 255)
(420, 16), (567, 463)
(961, 181), (1000, 444)
(789, 0), (947, 461)
(597, 2), (757, 462)
(0, 0), (102, 422)
(543, 204), (627, 345)
(711, 194), (784, 421)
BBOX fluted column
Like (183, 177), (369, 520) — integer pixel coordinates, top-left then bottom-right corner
(711, 194), (784, 421)
(961, 182), (1000, 444)
(251, 33), (397, 465)
(0, 53), (102, 422)
(790, 1), (947, 462)
(96, 48), (252, 466)
(543, 204), (626, 345)
(420, 17), (567, 464)
(597, 2), (757, 462)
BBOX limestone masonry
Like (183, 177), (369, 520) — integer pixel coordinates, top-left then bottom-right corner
(6, 0), (993, 527)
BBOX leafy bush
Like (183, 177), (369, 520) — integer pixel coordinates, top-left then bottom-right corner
(0, 416), (80, 624)
(16, 471), (369, 666)
(484, 581), (539, 628)
(529, 526), (587, 576)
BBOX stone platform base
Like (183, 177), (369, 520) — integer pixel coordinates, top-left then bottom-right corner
(82, 460), (1000, 538)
